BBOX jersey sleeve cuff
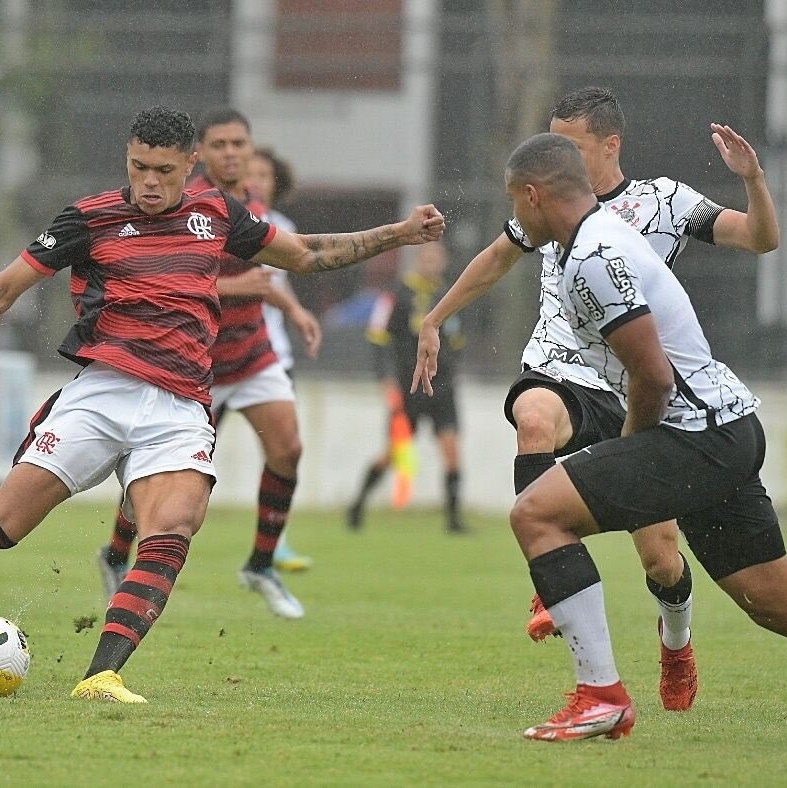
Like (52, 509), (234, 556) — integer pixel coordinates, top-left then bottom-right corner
(599, 304), (651, 337)
(262, 223), (277, 247)
(20, 250), (57, 276)
(503, 221), (535, 252)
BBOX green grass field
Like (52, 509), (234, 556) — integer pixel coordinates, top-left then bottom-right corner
(0, 501), (784, 787)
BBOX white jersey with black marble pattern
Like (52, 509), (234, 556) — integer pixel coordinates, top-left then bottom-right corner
(505, 176), (723, 391)
(558, 205), (758, 431)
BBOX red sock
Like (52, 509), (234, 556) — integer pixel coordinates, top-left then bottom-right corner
(579, 681), (630, 705)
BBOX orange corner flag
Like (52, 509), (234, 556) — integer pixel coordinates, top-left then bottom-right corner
(387, 389), (417, 508)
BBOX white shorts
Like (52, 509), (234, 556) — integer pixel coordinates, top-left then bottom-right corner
(211, 361), (295, 412)
(17, 363), (216, 513)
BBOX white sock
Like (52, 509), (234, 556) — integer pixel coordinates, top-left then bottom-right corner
(549, 582), (620, 687)
(658, 593), (692, 651)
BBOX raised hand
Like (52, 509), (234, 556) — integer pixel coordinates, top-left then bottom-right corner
(711, 124), (763, 181)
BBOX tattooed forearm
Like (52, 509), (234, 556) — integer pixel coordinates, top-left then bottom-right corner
(304, 226), (402, 272)
(265, 205), (443, 273)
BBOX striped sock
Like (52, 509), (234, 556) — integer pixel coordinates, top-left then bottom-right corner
(84, 533), (190, 678)
(106, 507), (138, 566)
(245, 465), (295, 572)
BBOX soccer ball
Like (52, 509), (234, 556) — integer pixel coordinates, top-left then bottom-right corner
(0, 618), (30, 696)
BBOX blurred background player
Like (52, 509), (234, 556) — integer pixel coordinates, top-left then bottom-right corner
(347, 241), (470, 534)
(245, 145), (317, 572)
(97, 108), (322, 618)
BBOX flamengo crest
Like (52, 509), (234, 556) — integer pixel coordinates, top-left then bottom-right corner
(187, 212), (216, 240)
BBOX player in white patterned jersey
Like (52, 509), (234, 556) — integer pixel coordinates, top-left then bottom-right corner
(560, 206), (759, 428)
(411, 87), (779, 713)
(502, 131), (787, 740)
(506, 174), (719, 390)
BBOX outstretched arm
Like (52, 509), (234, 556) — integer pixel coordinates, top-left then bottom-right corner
(0, 256), (47, 316)
(251, 204), (445, 273)
(411, 232), (523, 395)
(710, 124), (779, 254)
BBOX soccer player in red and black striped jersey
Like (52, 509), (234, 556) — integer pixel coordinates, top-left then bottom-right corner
(0, 105), (445, 703)
(98, 108), (321, 620)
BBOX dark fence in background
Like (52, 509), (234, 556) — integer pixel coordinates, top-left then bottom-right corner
(1, 0), (778, 381)
(432, 0), (774, 380)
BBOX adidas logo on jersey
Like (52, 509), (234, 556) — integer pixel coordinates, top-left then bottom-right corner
(191, 450), (211, 463)
(118, 223), (140, 237)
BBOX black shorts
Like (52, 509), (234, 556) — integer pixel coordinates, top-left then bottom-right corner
(562, 413), (785, 580)
(403, 380), (458, 434)
(503, 370), (625, 457)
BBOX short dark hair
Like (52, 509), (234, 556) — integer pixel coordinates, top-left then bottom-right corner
(129, 106), (195, 152)
(550, 86), (625, 139)
(196, 107), (251, 142)
(506, 132), (591, 195)
(252, 146), (295, 204)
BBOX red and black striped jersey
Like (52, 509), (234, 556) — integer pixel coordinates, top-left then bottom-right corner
(188, 173), (278, 386)
(22, 186), (276, 404)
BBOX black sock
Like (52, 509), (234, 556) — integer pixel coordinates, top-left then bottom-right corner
(353, 464), (385, 508)
(84, 632), (135, 678)
(529, 543), (601, 608)
(646, 552), (692, 605)
(445, 470), (460, 520)
(514, 452), (557, 495)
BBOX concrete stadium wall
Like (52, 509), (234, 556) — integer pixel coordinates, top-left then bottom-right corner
(13, 369), (787, 517)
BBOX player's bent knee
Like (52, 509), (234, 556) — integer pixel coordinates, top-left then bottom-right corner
(639, 555), (681, 587)
(268, 437), (302, 468)
(726, 582), (787, 636)
(509, 493), (549, 543)
(515, 411), (558, 447)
